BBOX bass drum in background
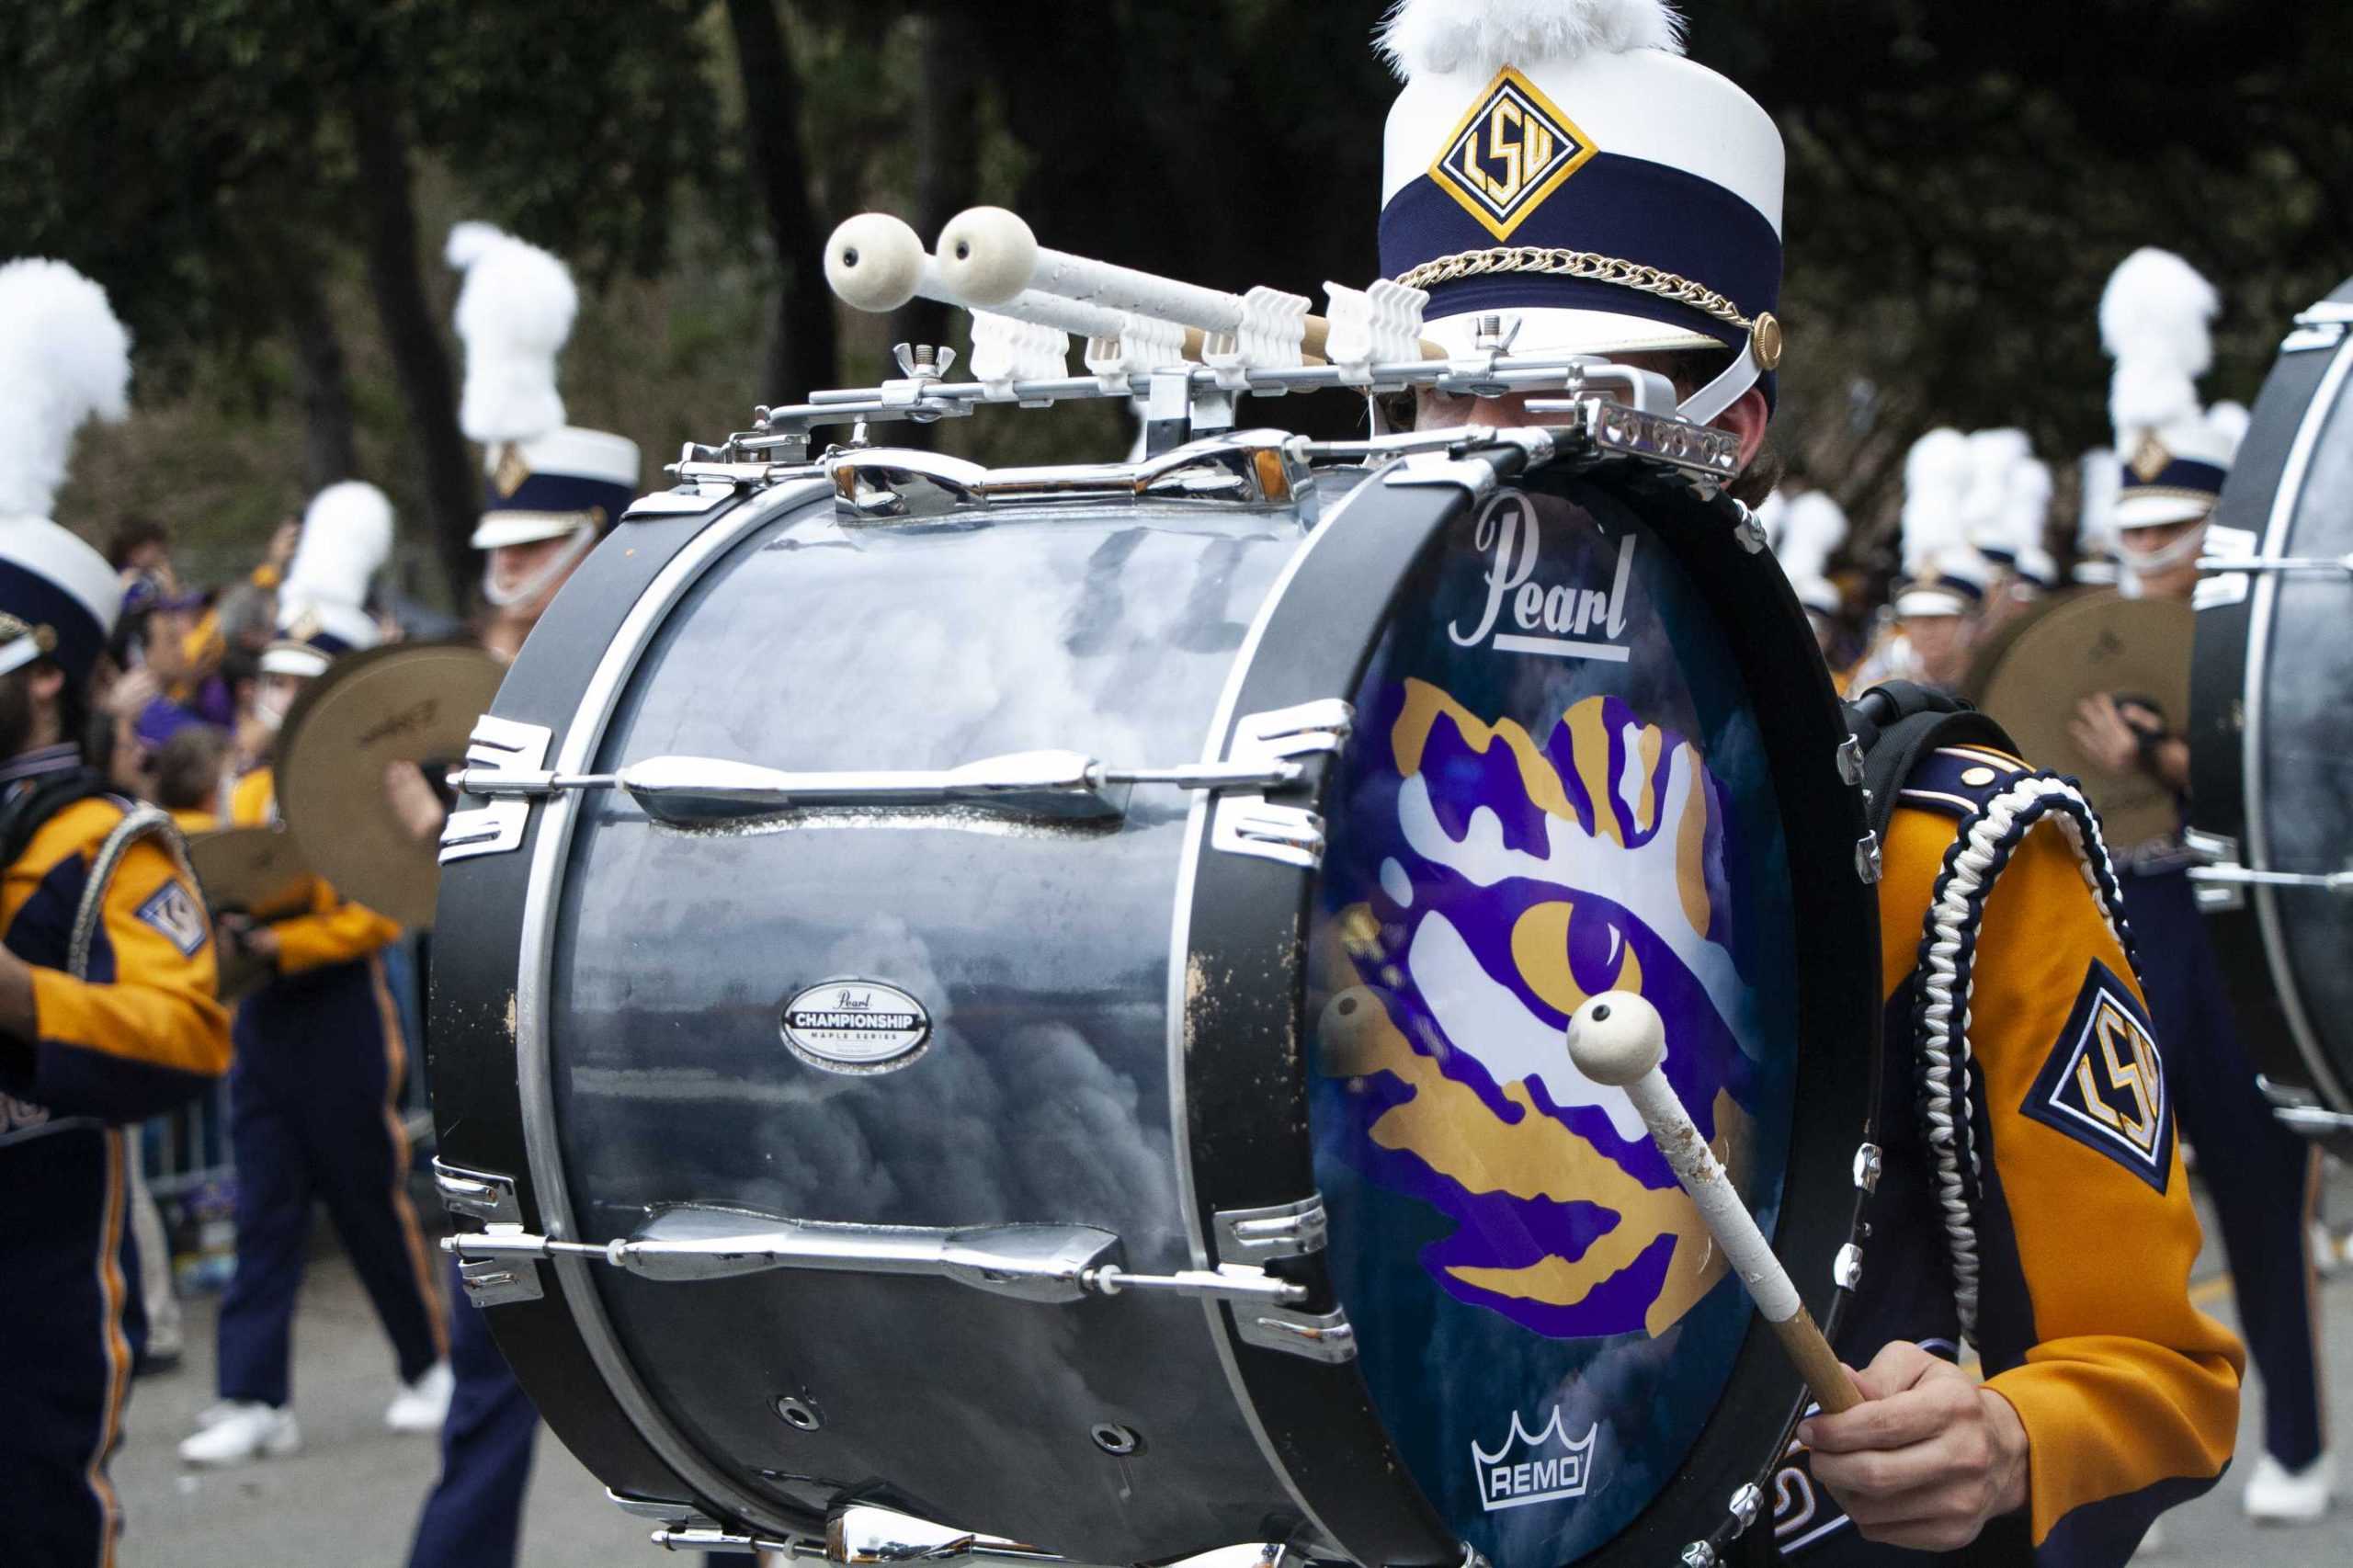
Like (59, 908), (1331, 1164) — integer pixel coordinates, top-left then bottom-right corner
(2188, 275), (2353, 1138)
(1962, 590), (2193, 854)
(427, 438), (1881, 1568)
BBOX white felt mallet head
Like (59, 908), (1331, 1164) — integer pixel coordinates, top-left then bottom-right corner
(1566, 991), (1665, 1087)
(933, 206), (1040, 309)
(824, 213), (928, 313)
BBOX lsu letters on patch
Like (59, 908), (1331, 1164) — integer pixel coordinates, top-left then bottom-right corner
(2021, 959), (2171, 1191)
(136, 880), (210, 957)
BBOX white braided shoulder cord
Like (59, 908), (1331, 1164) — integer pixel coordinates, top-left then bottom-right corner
(67, 803), (194, 981)
(1913, 772), (2135, 1339)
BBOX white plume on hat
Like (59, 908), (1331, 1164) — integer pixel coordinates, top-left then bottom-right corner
(1961, 427), (2031, 550)
(1900, 428), (1971, 574)
(1774, 491), (1847, 616)
(1377, 0), (1686, 80)
(282, 481), (392, 616)
(2003, 459), (2055, 585)
(447, 222), (576, 446)
(0, 258), (133, 520)
(2100, 247), (2217, 437)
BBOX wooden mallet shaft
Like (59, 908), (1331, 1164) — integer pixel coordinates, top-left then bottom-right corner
(1566, 991), (1862, 1415)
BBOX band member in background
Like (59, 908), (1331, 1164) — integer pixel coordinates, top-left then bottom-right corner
(0, 257), (231, 1567)
(1375, 3), (2239, 1558)
(404, 220), (642, 1568)
(1760, 485), (1851, 675)
(178, 481), (452, 1467)
(2068, 246), (2330, 1526)
(1851, 428), (1991, 693)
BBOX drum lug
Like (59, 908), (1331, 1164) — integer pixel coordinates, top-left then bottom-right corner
(1678, 1543), (1717, 1567)
(606, 1489), (718, 1528)
(1232, 1301), (1357, 1363)
(1213, 1195), (1329, 1262)
(1836, 733), (1866, 788)
(1854, 831), (1882, 884)
(434, 1161), (547, 1308)
(825, 1504), (1058, 1566)
(1728, 1481), (1764, 1534)
(2282, 301), (2353, 354)
(1211, 799), (1325, 870)
(1832, 1242), (1865, 1291)
(1852, 1142), (1883, 1193)
(441, 716), (555, 866)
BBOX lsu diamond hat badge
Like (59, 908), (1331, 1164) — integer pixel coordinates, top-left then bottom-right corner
(1428, 68), (1598, 242)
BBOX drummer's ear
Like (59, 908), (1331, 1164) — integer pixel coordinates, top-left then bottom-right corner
(1713, 387), (1770, 474)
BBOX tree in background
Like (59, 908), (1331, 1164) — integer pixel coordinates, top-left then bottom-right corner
(5, 1), (2349, 599)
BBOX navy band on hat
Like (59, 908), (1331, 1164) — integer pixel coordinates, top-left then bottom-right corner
(2119, 453), (2227, 502)
(1381, 153), (1781, 346)
(483, 469), (633, 524)
(0, 557), (107, 684)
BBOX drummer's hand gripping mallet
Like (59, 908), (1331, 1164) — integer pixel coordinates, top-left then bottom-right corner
(1566, 991), (1862, 1415)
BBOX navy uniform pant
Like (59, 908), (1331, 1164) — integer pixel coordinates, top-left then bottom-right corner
(215, 955), (446, 1406)
(406, 1256), (540, 1568)
(2120, 867), (2325, 1469)
(0, 1123), (146, 1567)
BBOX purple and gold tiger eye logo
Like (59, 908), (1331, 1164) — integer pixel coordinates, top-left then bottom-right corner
(1316, 678), (1766, 1340)
(1429, 68), (1599, 242)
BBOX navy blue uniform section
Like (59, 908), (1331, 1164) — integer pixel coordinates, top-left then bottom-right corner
(215, 953), (445, 1407)
(407, 1257), (540, 1568)
(2119, 865), (2322, 1471)
(0, 1123), (135, 1568)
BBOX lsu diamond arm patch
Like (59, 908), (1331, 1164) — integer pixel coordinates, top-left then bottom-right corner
(2020, 960), (2171, 1192)
(136, 881), (210, 958)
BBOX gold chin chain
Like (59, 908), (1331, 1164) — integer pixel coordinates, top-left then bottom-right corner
(1392, 246), (1780, 369)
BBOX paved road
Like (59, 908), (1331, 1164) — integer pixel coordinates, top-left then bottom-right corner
(111, 1176), (2353, 1566)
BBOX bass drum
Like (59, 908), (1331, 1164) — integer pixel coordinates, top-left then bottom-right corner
(2189, 276), (2353, 1128)
(429, 433), (1881, 1568)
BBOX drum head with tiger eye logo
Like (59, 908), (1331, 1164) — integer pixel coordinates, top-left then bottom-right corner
(1307, 484), (1800, 1564)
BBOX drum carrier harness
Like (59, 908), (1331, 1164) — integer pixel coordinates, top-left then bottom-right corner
(1844, 681), (2141, 1339)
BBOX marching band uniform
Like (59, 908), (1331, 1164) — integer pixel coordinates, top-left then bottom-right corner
(407, 222), (641, 1568)
(181, 483), (451, 1466)
(0, 258), (231, 1567)
(1373, 5), (2241, 1560)
(2084, 249), (2329, 1523)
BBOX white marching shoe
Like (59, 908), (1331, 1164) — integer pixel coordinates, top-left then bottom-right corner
(384, 1360), (454, 1433)
(177, 1402), (300, 1466)
(2243, 1449), (2334, 1524)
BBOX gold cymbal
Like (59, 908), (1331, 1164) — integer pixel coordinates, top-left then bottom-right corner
(273, 642), (505, 929)
(186, 826), (313, 1001)
(1964, 590), (2194, 850)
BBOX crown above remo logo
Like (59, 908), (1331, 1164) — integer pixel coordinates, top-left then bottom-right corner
(1471, 1405), (1599, 1511)
(1430, 68), (1599, 241)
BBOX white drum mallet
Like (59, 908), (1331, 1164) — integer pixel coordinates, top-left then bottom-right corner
(1566, 991), (1862, 1415)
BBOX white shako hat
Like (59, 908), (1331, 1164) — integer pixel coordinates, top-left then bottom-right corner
(1376, 0), (1786, 417)
(0, 258), (131, 685)
(447, 222), (640, 551)
(262, 481), (392, 677)
(1894, 427), (1992, 619)
(1768, 490), (1847, 619)
(2100, 248), (2242, 531)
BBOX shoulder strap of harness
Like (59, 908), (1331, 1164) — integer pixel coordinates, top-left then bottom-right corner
(0, 767), (112, 870)
(1841, 681), (2019, 843)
